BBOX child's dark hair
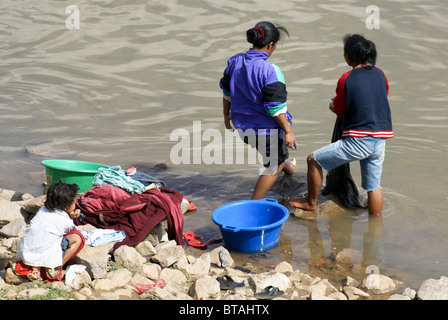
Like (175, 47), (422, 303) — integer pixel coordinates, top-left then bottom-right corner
(247, 21), (289, 49)
(343, 34), (377, 66)
(45, 181), (79, 211)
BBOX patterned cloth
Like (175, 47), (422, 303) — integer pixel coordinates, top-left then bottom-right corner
(76, 227), (126, 247)
(7, 260), (64, 282)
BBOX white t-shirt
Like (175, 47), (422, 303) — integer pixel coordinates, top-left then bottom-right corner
(16, 206), (75, 268)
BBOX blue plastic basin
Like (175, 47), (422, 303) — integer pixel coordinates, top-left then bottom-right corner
(212, 199), (289, 253)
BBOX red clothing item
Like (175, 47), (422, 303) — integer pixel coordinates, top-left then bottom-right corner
(75, 185), (184, 251)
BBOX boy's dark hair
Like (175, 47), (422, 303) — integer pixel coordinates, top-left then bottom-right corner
(45, 181), (79, 211)
(247, 21), (289, 49)
(343, 33), (377, 66)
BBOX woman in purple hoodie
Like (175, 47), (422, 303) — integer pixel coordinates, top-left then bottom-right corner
(219, 21), (297, 199)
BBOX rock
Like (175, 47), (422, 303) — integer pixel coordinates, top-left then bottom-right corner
(5, 267), (29, 285)
(0, 199), (24, 225)
(145, 223), (169, 247)
(140, 263), (161, 281)
(114, 245), (146, 269)
(335, 248), (362, 265)
(344, 276), (360, 287)
(0, 218), (26, 237)
(140, 286), (174, 300)
(209, 246), (234, 267)
(91, 278), (116, 292)
(309, 279), (339, 300)
(402, 287), (417, 300)
(343, 286), (370, 300)
(64, 264), (92, 290)
(151, 245), (185, 268)
(135, 240), (157, 259)
(275, 261), (294, 274)
(387, 294), (411, 300)
(363, 274), (397, 294)
(74, 244), (112, 279)
(189, 275), (220, 300)
(251, 271), (291, 293)
(417, 277), (448, 300)
(176, 253), (211, 278)
(17, 287), (48, 299)
(159, 268), (188, 286)
(154, 239), (176, 251)
(106, 268), (132, 287)
(328, 291), (348, 300)
(91, 269), (132, 292)
(20, 195), (46, 214)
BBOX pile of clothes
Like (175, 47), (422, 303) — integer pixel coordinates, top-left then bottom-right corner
(74, 166), (194, 251)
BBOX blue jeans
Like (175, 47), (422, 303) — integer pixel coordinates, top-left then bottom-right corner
(312, 136), (386, 191)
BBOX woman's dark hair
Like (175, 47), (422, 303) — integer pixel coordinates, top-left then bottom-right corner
(45, 181), (79, 211)
(343, 33), (377, 66)
(247, 21), (289, 49)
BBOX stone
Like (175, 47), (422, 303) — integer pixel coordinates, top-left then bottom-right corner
(387, 294), (411, 300)
(140, 263), (161, 281)
(251, 271), (291, 293)
(189, 275), (220, 300)
(176, 253), (210, 278)
(74, 244), (112, 279)
(154, 239), (176, 251)
(140, 286), (174, 300)
(343, 286), (370, 300)
(345, 276), (360, 287)
(363, 274), (397, 294)
(0, 218), (26, 237)
(5, 267), (28, 285)
(65, 265), (92, 290)
(328, 291), (348, 300)
(91, 278), (116, 291)
(159, 268), (188, 286)
(106, 268), (132, 288)
(0, 199), (24, 224)
(17, 288), (48, 299)
(151, 245), (185, 268)
(402, 287), (417, 300)
(145, 223), (169, 246)
(20, 195), (46, 214)
(209, 246), (234, 267)
(335, 248), (362, 265)
(114, 245), (146, 269)
(417, 277), (448, 300)
(135, 240), (157, 258)
(275, 261), (294, 274)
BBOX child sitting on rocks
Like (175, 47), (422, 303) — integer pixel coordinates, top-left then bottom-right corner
(8, 182), (85, 282)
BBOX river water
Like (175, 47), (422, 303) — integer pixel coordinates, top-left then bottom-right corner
(1, 0), (447, 289)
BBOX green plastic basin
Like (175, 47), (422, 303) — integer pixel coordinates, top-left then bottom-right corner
(42, 159), (109, 193)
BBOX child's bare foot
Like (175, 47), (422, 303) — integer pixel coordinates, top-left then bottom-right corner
(283, 158), (296, 175)
(287, 197), (317, 211)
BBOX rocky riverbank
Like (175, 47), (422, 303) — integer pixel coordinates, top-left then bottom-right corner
(0, 187), (447, 301)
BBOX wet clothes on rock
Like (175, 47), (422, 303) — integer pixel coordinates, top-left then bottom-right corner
(75, 185), (184, 251)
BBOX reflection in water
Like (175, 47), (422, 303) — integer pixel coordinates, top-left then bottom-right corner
(297, 210), (384, 283)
